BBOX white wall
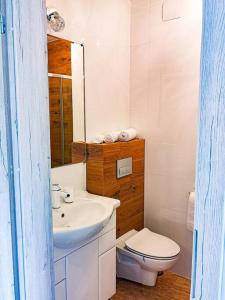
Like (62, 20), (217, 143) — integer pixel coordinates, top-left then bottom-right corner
(46, 0), (130, 140)
(48, 0), (202, 278)
(47, 0), (131, 189)
(130, 0), (202, 277)
(51, 163), (86, 190)
(71, 43), (85, 142)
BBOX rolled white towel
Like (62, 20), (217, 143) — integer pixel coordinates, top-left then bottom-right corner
(92, 135), (105, 144)
(104, 131), (120, 143)
(119, 128), (137, 142)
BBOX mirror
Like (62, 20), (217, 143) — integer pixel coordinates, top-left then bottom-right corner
(47, 34), (86, 168)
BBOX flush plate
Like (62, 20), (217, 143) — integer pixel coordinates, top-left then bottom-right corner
(117, 157), (132, 178)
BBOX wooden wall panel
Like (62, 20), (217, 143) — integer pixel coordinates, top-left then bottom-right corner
(48, 78), (73, 166)
(62, 79), (73, 165)
(117, 212), (144, 238)
(48, 38), (72, 76)
(87, 139), (145, 237)
(49, 77), (62, 167)
(72, 142), (86, 163)
(48, 40), (73, 167)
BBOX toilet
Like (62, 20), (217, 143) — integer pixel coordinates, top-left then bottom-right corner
(116, 228), (180, 286)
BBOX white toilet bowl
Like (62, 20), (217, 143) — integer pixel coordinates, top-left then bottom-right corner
(116, 228), (180, 286)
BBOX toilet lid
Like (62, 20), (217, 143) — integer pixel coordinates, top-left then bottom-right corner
(125, 228), (180, 259)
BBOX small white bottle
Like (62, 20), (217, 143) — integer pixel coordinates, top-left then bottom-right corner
(52, 184), (61, 209)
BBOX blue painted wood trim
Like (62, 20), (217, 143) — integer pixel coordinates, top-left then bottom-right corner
(0, 1), (21, 298)
(0, 3), (16, 299)
(191, 1), (225, 299)
(2, 0), (55, 299)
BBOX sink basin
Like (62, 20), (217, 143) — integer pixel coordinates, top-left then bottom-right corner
(53, 197), (117, 249)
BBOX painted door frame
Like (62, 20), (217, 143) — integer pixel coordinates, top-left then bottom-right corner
(0, 2), (17, 298)
(191, 1), (225, 300)
(0, 0), (225, 299)
(0, 0), (54, 299)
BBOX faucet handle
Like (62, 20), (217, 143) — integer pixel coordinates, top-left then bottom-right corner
(61, 186), (74, 203)
(52, 183), (61, 191)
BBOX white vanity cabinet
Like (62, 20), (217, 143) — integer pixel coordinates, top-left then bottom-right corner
(54, 257), (66, 300)
(67, 239), (99, 300)
(54, 212), (117, 300)
(99, 247), (116, 300)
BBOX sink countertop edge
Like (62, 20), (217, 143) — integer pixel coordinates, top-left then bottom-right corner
(73, 190), (121, 209)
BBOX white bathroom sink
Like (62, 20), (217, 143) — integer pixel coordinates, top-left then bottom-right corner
(53, 194), (119, 248)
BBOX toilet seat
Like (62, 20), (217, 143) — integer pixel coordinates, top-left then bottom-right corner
(125, 247), (179, 261)
(125, 228), (180, 260)
(117, 229), (180, 286)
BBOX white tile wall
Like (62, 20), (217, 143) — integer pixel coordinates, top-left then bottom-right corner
(130, 0), (202, 277)
(48, 0), (202, 278)
(51, 163), (86, 191)
(46, 0), (130, 140)
(47, 0), (131, 189)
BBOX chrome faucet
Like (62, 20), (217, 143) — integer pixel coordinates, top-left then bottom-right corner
(51, 184), (72, 209)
